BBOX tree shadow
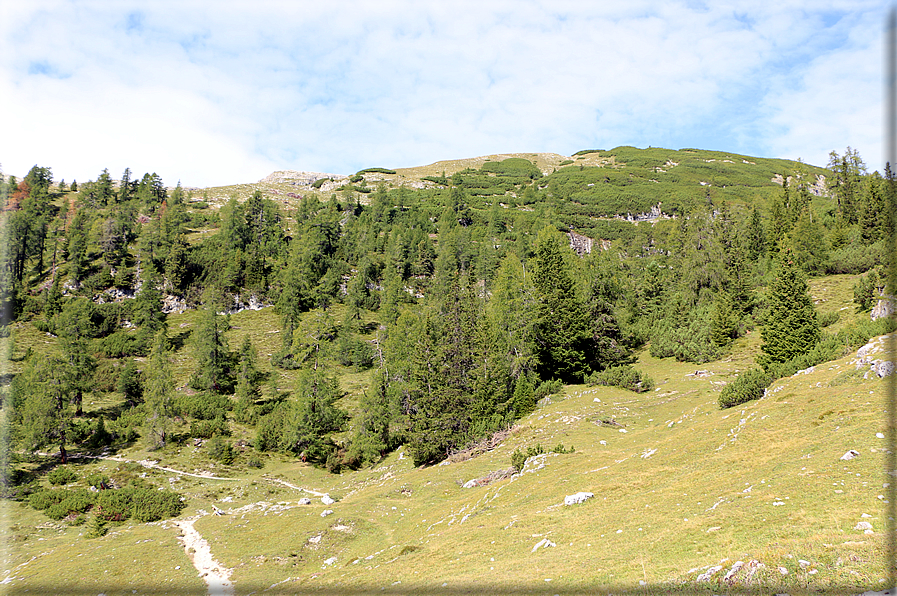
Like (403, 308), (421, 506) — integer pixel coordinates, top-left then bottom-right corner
(168, 329), (192, 351)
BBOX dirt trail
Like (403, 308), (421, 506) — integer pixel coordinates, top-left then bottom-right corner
(175, 516), (234, 596)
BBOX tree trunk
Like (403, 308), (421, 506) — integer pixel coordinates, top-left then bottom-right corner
(59, 442), (67, 465)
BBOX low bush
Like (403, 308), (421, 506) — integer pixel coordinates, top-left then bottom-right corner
(189, 416), (231, 439)
(587, 365), (654, 393)
(29, 489), (68, 510)
(45, 489), (95, 520)
(47, 467), (79, 486)
(357, 168), (396, 175)
(94, 489), (131, 521)
(534, 379), (563, 401)
(207, 436), (236, 464)
(718, 368), (772, 409)
(818, 311), (840, 328)
(174, 392), (232, 420)
(129, 487), (184, 522)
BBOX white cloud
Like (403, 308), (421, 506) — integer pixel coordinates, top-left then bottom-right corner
(2, 1), (891, 185)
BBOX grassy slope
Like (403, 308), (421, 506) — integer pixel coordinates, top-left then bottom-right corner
(4, 273), (892, 595)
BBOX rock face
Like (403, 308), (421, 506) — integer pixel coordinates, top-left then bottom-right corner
(872, 296), (895, 321)
(568, 231), (594, 256)
(260, 170), (345, 186)
(564, 492), (594, 506)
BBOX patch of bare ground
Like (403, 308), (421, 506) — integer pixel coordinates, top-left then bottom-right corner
(442, 425), (518, 465)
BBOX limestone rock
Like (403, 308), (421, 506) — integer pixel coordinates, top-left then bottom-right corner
(322, 494), (335, 505)
(840, 449), (860, 461)
(564, 492), (594, 506)
(872, 296), (896, 321)
(696, 565), (723, 582)
(876, 361), (895, 378)
(321, 509), (334, 517)
(298, 498), (311, 505)
(854, 521), (873, 531)
(531, 538), (556, 553)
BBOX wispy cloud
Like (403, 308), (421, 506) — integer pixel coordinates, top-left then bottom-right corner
(1, 1), (889, 186)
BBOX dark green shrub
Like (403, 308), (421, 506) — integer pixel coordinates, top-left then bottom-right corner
(189, 416), (231, 439)
(311, 178), (329, 189)
(87, 474), (111, 489)
(130, 487), (185, 522)
(510, 449), (526, 472)
(350, 174), (364, 183)
(94, 489), (132, 521)
(174, 392), (232, 420)
(357, 168), (396, 175)
(29, 489), (68, 510)
(85, 516), (108, 538)
(89, 416), (113, 448)
(207, 436), (235, 464)
(116, 360), (144, 404)
(573, 149), (603, 156)
(92, 359), (122, 393)
(559, 160), (574, 166)
(587, 365), (654, 393)
(107, 405), (146, 443)
(47, 467), (79, 486)
(718, 368), (772, 409)
(247, 456), (264, 469)
(818, 311), (840, 328)
(45, 489), (95, 520)
(534, 379), (563, 401)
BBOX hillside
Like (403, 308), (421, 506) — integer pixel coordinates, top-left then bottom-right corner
(0, 147), (889, 595)
(1, 274), (893, 595)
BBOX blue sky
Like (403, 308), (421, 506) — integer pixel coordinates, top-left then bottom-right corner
(1, 1), (888, 187)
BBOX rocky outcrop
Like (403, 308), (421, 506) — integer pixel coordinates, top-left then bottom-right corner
(568, 231), (594, 256)
(872, 296), (895, 321)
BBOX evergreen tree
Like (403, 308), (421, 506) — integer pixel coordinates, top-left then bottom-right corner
(144, 329), (174, 448)
(189, 296), (234, 393)
(15, 355), (76, 463)
(758, 255), (820, 369)
(346, 370), (391, 467)
(531, 227), (593, 382)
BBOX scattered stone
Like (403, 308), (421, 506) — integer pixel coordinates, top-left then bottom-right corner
(696, 565), (723, 582)
(298, 498), (311, 505)
(564, 492), (594, 506)
(531, 538), (556, 553)
(877, 433), (886, 439)
(308, 535), (322, 544)
(322, 495), (335, 505)
(723, 560), (744, 583)
(537, 397), (552, 407)
(876, 361), (895, 378)
(323, 556), (337, 566)
(321, 510), (333, 517)
(778, 566), (789, 575)
(862, 513), (872, 518)
(798, 559), (810, 568)
(840, 450), (860, 461)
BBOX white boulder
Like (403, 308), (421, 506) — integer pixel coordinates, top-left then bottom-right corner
(564, 492), (594, 506)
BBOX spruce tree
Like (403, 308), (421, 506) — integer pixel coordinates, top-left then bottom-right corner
(531, 227), (593, 382)
(758, 255), (820, 369)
